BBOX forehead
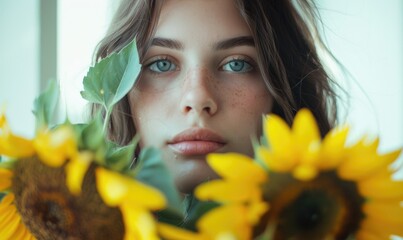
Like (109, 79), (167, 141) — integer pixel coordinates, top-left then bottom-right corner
(156, 0), (251, 42)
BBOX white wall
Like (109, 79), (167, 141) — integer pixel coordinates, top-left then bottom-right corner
(1, 1), (402, 173)
(58, 0), (118, 123)
(318, 0), (403, 176)
(0, 0), (39, 138)
(0, 0), (116, 134)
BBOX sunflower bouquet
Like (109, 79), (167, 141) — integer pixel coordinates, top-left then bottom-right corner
(1, 40), (402, 240)
(0, 41), (182, 240)
(160, 109), (403, 240)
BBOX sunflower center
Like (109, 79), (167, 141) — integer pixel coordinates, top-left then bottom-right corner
(11, 156), (125, 240)
(34, 192), (74, 232)
(260, 171), (365, 239)
(293, 191), (327, 229)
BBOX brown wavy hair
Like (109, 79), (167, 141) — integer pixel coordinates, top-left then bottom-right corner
(91, 0), (339, 145)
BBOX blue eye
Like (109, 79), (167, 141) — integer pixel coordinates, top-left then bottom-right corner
(222, 59), (253, 73)
(148, 59), (177, 73)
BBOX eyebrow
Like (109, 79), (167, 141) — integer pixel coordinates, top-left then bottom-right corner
(214, 36), (255, 50)
(151, 37), (184, 50)
(150, 36), (255, 51)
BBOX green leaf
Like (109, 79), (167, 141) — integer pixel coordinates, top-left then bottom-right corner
(105, 136), (138, 172)
(135, 147), (184, 219)
(80, 39), (141, 113)
(0, 192), (5, 201)
(260, 115), (270, 148)
(180, 195), (220, 231)
(156, 208), (185, 226)
(70, 116), (107, 165)
(255, 228), (275, 240)
(79, 116), (105, 151)
(0, 159), (17, 170)
(252, 135), (270, 172)
(32, 80), (59, 131)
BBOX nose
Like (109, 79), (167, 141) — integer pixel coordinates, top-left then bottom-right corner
(180, 67), (218, 116)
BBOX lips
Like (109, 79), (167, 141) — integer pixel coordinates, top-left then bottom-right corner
(168, 128), (226, 156)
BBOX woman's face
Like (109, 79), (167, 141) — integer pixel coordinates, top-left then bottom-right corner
(129, 0), (273, 193)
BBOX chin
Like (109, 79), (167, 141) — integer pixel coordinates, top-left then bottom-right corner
(173, 166), (220, 194)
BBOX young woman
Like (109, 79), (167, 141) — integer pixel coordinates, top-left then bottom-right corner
(92, 0), (338, 193)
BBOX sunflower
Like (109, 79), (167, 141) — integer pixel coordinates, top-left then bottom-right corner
(96, 167), (166, 240)
(152, 153), (265, 240)
(0, 38), (165, 239)
(1, 113), (37, 239)
(156, 153), (270, 240)
(158, 203), (260, 240)
(194, 109), (403, 239)
(0, 182), (36, 240)
(257, 109), (403, 239)
(0, 113), (166, 240)
(0, 111), (34, 158)
(196, 153), (268, 205)
(1, 114), (123, 240)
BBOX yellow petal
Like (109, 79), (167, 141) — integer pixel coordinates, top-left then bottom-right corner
(345, 136), (379, 164)
(65, 151), (92, 195)
(355, 230), (382, 240)
(158, 223), (205, 240)
(0, 195), (15, 216)
(9, 223), (29, 239)
(20, 229), (35, 240)
(28, 231), (37, 240)
(207, 153), (267, 183)
(0, 113), (34, 158)
(0, 205), (17, 228)
(246, 201), (269, 225)
(318, 126), (349, 169)
(121, 204), (159, 240)
(197, 204), (252, 240)
(96, 167), (129, 206)
(338, 148), (401, 181)
(96, 167), (166, 209)
(0, 135), (34, 158)
(257, 147), (296, 172)
(0, 113), (6, 127)
(0, 208), (21, 239)
(0, 168), (13, 178)
(0, 193), (15, 207)
(363, 201), (403, 225)
(360, 218), (403, 238)
(0, 178), (12, 191)
(292, 109), (321, 153)
(216, 232), (238, 240)
(34, 126), (77, 167)
(264, 114), (292, 155)
(0, 168), (13, 191)
(125, 181), (167, 210)
(358, 171), (403, 199)
(195, 180), (262, 203)
(292, 164), (318, 181)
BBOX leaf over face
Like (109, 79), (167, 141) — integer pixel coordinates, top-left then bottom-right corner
(33, 80), (60, 131)
(105, 136), (138, 172)
(80, 40), (141, 112)
(79, 114), (105, 151)
(136, 147), (184, 218)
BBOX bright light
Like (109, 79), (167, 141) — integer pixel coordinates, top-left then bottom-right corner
(58, 0), (116, 123)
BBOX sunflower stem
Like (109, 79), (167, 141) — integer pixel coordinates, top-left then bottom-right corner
(102, 108), (111, 134)
(256, 221), (276, 240)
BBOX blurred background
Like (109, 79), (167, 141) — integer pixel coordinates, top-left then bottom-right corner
(0, 0), (402, 176)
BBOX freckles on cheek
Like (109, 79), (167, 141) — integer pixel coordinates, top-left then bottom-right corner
(230, 89), (248, 110)
(226, 85), (270, 116)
